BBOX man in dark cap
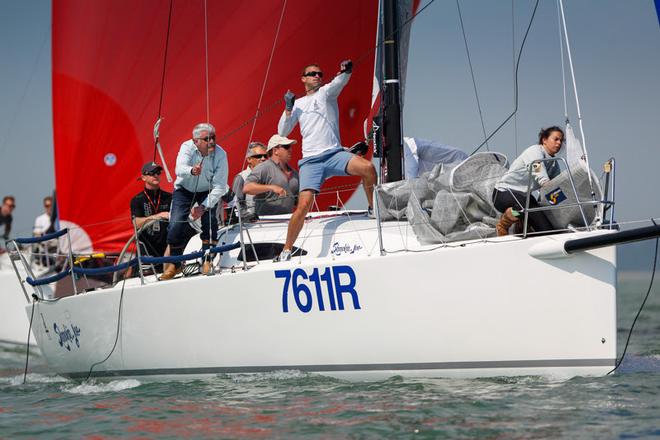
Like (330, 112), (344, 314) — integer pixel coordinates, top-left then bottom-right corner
(130, 161), (172, 261)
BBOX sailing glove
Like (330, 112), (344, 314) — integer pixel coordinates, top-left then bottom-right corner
(340, 59), (353, 74)
(284, 90), (296, 112)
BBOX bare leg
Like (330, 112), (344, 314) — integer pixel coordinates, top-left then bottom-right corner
(346, 155), (377, 208)
(284, 190), (315, 251)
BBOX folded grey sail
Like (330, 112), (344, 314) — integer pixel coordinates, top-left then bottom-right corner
(377, 153), (507, 243)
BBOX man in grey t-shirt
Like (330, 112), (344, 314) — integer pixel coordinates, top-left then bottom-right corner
(243, 134), (300, 216)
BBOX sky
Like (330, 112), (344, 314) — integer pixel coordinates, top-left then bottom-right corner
(0, 0), (659, 268)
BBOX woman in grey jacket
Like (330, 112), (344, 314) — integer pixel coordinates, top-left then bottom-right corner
(492, 126), (564, 236)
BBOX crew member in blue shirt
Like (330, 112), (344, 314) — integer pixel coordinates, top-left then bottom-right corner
(161, 123), (229, 280)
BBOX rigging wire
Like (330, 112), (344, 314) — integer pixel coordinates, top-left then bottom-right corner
(85, 274), (128, 381)
(204, 0), (210, 123)
(218, 0), (438, 146)
(22, 293), (67, 384)
(22, 299), (36, 384)
(469, 0), (540, 156)
(243, 0), (289, 170)
(0, 24), (50, 159)
(558, 0), (596, 198)
(556, 0), (568, 122)
(511, 0), (518, 156)
(456, 0), (489, 151)
(153, 0), (175, 162)
(607, 221), (659, 375)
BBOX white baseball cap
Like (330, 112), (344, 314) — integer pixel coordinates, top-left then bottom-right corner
(267, 134), (297, 152)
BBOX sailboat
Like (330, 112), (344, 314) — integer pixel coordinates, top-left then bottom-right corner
(1, 247), (54, 346)
(11, 0), (660, 380)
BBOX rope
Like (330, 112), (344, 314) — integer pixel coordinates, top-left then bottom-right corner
(243, 0), (288, 170)
(558, 0), (596, 197)
(153, 0), (174, 162)
(556, 0), (568, 121)
(217, 0), (438, 146)
(22, 300), (36, 384)
(0, 23), (50, 159)
(511, 0), (518, 156)
(469, 0), (540, 156)
(607, 226), (659, 375)
(85, 275), (128, 380)
(204, 0), (210, 123)
(456, 0), (489, 151)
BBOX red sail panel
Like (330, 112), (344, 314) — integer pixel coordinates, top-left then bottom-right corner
(52, 0), (379, 252)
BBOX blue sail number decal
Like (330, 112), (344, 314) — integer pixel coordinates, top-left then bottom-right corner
(275, 265), (361, 313)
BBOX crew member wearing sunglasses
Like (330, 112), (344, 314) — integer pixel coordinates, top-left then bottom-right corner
(243, 134), (300, 216)
(130, 161), (173, 267)
(0, 195), (16, 244)
(162, 122), (229, 280)
(231, 141), (268, 221)
(276, 59), (377, 261)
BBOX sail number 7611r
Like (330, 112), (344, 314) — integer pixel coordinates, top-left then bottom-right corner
(274, 265), (361, 313)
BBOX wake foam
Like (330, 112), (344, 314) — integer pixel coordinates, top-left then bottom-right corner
(227, 369), (309, 383)
(1, 373), (69, 386)
(62, 379), (141, 394)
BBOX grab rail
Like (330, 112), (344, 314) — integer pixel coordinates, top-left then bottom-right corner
(13, 228), (68, 244)
(10, 224), (245, 298)
(523, 157), (600, 238)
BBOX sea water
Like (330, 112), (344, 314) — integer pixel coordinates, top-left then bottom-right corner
(1, 275), (658, 438)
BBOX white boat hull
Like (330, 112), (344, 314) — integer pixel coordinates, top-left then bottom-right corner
(26, 224), (617, 380)
(1, 251), (49, 346)
(1, 269), (35, 346)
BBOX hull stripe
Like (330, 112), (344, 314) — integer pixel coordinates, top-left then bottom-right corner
(66, 358), (616, 379)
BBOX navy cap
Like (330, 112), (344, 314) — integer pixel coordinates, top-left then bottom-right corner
(141, 161), (163, 175)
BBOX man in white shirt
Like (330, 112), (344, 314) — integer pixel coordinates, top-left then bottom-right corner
(162, 122), (229, 280)
(276, 60), (376, 261)
(33, 196), (53, 236)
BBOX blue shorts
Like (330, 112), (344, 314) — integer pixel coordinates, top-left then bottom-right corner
(298, 148), (354, 192)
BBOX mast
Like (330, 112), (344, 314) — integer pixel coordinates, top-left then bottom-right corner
(382, 0), (404, 182)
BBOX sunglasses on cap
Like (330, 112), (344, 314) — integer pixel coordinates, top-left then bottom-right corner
(249, 154), (267, 160)
(303, 71), (323, 78)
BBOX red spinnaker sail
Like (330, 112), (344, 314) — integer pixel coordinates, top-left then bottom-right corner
(52, 0), (379, 252)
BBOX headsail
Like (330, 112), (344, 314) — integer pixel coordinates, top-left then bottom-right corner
(52, 0), (379, 252)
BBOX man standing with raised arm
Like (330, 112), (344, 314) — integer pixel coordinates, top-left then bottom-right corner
(276, 60), (376, 261)
(161, 122), (229, 280)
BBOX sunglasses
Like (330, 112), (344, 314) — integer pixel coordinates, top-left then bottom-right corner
(6, 204), (16, 209)
(249, 154), (267, 160)
(198, 135), (216, 142)
(276, 144), (292, 150)
(303, 71), (323, 78)
(145, 170), (162, 176)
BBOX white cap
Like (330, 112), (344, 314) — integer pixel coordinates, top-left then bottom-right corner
(267, 134), (297, 152)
